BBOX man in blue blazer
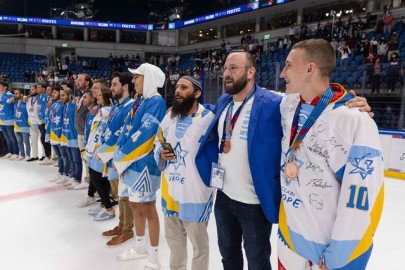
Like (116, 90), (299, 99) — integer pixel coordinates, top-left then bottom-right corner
(196, 50), (283, 270)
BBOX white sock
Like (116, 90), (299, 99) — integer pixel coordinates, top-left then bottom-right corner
(135, 235), (145, 247)
(149, 245), (159, 264)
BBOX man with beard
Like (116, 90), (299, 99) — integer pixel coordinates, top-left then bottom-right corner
(73, 73), (93, 190)
(36, 83), (52, 164)
(48, 86), (66, 183)
(26, 85), (40, 161)
(154, 75), (214, 270)
(96, 72), (136, 247)
(112, 63), (166, 270)
(196, 51), (373, 270)
(196, 50), (282, 270)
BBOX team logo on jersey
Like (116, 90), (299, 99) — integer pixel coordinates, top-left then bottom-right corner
(0, 104), (3, 111)
(349, 153), (374, 180)
(16, 111), (22, 118)
(169, 141), (189, 170)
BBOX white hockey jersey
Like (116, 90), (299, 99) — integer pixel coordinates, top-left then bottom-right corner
(278, 86), (384, 270)
(154, 104), (215, 222)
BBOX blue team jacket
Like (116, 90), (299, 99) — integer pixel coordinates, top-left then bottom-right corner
(196, 85), (283, 223)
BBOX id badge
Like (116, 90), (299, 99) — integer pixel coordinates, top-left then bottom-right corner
(210, 162), (225, 190)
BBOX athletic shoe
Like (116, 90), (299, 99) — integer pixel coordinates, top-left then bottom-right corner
(76, 196), (96, 207)
(39, 156), (45, 161)
(24, 156), (30, 161)
(26, 157), (39, 162)
(66, 181), (80, 190)
(49, 174), (63, 183)
(88, 205), (103, 216)
(144, 261), (161, 270)
(63, 179), (75, 187)
(1, 153), (12, 159)
(39, 157), (53, 165)
(55, 177), (67, 184)
(73, 182), (89, 190)
(16, 156), (25, 161)
(117, 246), (148, 261)
(94, 208), (115, 221)
(8, 154), (19, 160)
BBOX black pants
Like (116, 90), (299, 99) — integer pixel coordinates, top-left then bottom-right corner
(89, 168), (112, 208)
(0, 131), (8, 156)
(38, 124), (51, 157)
(87, 175), (97, 198)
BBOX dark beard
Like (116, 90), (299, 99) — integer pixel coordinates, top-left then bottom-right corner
(171, 94), (197, 118)
(225, 73), (248, 95)
(112, 90), (123, 100)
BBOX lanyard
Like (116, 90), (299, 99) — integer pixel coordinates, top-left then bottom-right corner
(287, 86), (334, 156)
(219, 86), (256, 154)
(130, 95), (143, 118)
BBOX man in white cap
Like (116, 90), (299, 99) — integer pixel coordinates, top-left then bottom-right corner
(113, 63), (166, 270)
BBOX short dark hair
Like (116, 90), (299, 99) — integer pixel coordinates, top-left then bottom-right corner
(0, 80), (8, 87)
(37, 83), (47, 88)
(229, 50), (257, 69)
(14, 88), (23, 94)
(112, 72), (134, 95)
(80, 73), (93, 88)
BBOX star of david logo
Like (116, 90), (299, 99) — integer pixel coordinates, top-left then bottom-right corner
(349, 153), (374, 180)
(125, 124), (132, 137)
(0, 104), (3, 111)
(281, 157), (304, 186)
(63, 118), (69, 126)
(16, 111), (22, 118)
(54, 116), (60, 125)
(169, 141), (189, 170)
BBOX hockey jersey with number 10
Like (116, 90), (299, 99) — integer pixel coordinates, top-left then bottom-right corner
(278, 85), (384, 270)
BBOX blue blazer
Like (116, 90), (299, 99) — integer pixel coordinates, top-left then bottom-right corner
(196, 85), (283, 223)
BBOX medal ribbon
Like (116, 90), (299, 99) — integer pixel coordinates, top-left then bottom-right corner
(131, 95), (143, 118)
(288, 86), (333, 154)
(219, 86), (256, 154)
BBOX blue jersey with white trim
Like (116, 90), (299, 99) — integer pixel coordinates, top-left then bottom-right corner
(14, 101), (30, 133)
(0, 91), (15, 126)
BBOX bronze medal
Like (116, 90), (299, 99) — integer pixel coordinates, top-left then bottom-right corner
(284, 161), (299, 179)
(223, 140), (231, 153)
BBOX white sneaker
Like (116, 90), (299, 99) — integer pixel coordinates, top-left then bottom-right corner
(16, 156), (25, 161)
(144, 260), (161, 270)
(63, 179), (75, 187)
(1, 153), (12, 159)
(73, 182), (89, 190)
(56, 177), (67, 184)
(39, 157), (53, 165)
(67, 181), (80, 190)
(117, 246), (149, 261)
(24, 156), (30, 161)
(49, 174), (63, 182)
(9, 154), (19, 160)
(76, 196), (96, 207)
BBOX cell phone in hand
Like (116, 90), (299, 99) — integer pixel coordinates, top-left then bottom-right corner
(161, 142), (175, 155)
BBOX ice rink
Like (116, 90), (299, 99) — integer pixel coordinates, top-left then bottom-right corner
(0, 159), (403, 270)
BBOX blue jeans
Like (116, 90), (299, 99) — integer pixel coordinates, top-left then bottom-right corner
(15, 132), (30, 157)
(1, 125), (18, 155)
(60, 146), (71, 176)
(69, 146), (82, 182)
(52, 145), (64, 175)
(215, 191), (272, 270)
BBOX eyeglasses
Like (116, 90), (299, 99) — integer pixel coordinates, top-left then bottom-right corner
(223, 65), (252, 74)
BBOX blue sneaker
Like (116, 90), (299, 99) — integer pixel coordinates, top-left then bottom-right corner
(88, 205), (103, 216)
(94, 208), (115, 221)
